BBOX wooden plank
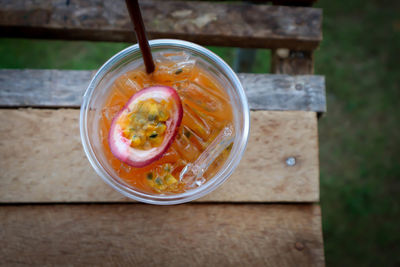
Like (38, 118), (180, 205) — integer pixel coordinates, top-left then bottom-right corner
(240, 73), (324, 111)
(0, 69), (95, 108)
(0, 109), (319, 203)
(0, 0), (322, 50)
(167, 0), (318, 3)
(167, 0), (318, 4)
(0, 69), (326, 112)
(271, 49), (314, 75)
(271, 0), (317, 6)
(0, 204), (325, 266)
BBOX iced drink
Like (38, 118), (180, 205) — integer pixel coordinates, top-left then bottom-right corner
(81, 40), (249, 204)
(100, 51), (234, 194)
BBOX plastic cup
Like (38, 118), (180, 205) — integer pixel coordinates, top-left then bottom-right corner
(80, 39), (250, 205)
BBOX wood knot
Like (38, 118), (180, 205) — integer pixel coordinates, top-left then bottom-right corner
(171, 10), (193, 18)
(295, 241), (305, 251)
(276, 48), (289, 59)
(193, 13), (217, 28)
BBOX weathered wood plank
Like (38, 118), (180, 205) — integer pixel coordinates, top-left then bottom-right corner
(271, 49), (314, 75)
(239, 73), (324, 111)
(0, 109), (319, 203)
(0, 204), (325, 266)
(167, 0), (318, 4)
(0, 0), (322, 50)
(0, 69), (326, 112)
(0, 69), (95, 108)
(271, 0), (317, 6)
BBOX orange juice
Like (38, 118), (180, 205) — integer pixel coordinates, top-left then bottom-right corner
(99, 52), (234, 194)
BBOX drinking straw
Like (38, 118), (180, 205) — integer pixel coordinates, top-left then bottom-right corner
(125, 0), (155, 74)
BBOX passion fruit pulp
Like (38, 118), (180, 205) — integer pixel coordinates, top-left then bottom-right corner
(108, 86), (183, 167)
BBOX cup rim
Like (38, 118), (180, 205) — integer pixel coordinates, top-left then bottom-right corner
(80, 39), (250, 205)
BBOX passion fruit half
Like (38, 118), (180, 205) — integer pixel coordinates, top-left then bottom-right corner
(109, 86), (183, 167)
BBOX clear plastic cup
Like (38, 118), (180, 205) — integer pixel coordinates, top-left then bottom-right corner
(80, 39), (249, 205)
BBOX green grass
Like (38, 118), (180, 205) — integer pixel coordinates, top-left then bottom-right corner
(1, 0), (399, 265)
(0, 38), (129, 69)
(0, 38), (270, 73)
(315, 0), (400, 266)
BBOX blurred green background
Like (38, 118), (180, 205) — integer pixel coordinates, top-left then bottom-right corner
(0, 0), (399, 266)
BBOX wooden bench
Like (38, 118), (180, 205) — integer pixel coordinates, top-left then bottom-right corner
(0, 0), (326, 265)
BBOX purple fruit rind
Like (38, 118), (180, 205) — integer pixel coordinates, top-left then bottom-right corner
(108, 86), (183, 167)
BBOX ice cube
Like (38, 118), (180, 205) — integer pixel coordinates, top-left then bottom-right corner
(125, 78), (142, 92)
(182, 125), (206, 151)
(102, 105), (122, 121)
(119, 162), (132, 173)
(173, 129), (201, 162)
(180, 124), (234, 187)
(172, 80), (190, 93)
(188, 82), (228, 112)
(113, 74), (141, 97)
(181, 103), (211, 141)
(158, 51), (191, 63)
(155, 51), (196, 82)
(195, 177), (206, 187)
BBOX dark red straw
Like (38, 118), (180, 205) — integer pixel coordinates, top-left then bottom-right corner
(125, 0), (155, 74)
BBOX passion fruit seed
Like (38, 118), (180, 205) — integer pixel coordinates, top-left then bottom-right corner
(131, 135), (142, 147)
(164, 163), (171, 172)
(164, 174), (178, 185)
(184, 130), (191, 138)
(124, 99), (170, 150)
(146, 163), (178, 192)
(155, 177), (163, 185)
(149, 132), (158, 138)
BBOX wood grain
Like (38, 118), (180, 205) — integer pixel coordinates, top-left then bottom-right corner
(0, 69), (95, 108)
(239, 73), (324, 111)
(0, 109), (319, 203)
(166, 0), (318, 4)
(0, 69), (326, 112)
(271, 0), (317, 6)
(0, 204), (325, 266)
(0, 0), (322, 50)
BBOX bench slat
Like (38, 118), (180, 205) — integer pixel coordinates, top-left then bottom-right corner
(0, 204), (325, 266)
(0, 69), (326, 112)
(0, 109), (319, 203)
(0, 0), (322, 50)
(271, 0), (317, 6)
